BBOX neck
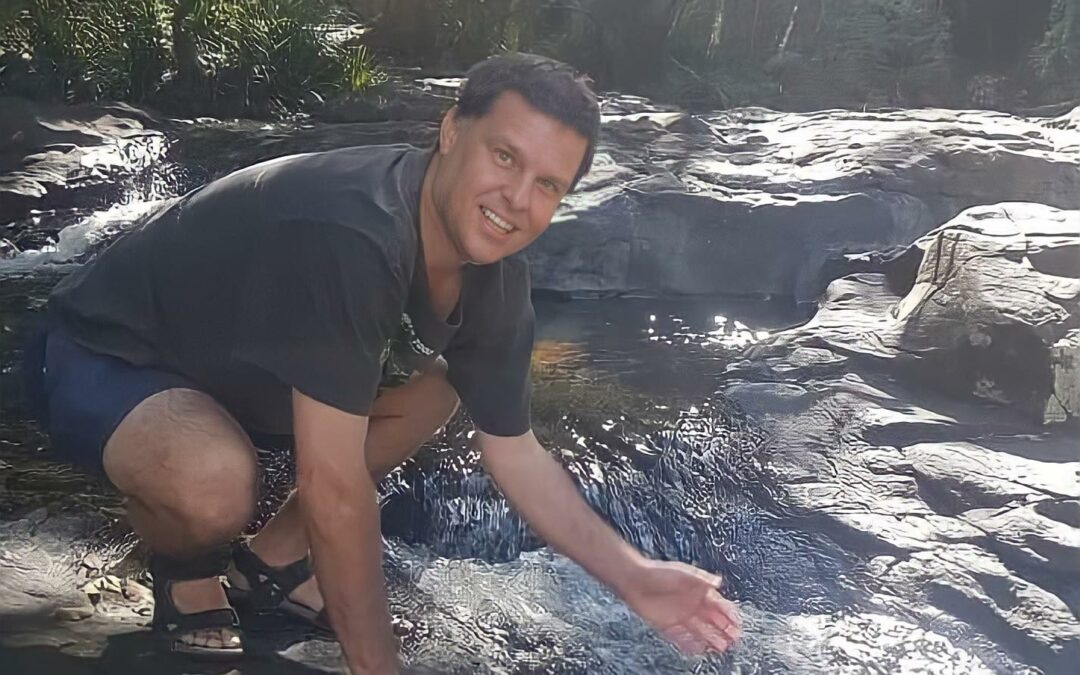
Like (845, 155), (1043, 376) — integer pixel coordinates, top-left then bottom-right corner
(419, 153), (465, 282)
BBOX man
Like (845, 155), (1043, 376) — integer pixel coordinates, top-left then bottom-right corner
(23, 54), (742, 673)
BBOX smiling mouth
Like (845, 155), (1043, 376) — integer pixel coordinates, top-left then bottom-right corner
(481, 206), (515, 234)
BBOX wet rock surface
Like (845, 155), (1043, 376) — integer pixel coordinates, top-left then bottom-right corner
(3, 89), (1079, 673)
(529, 102), (1080, 301)
(759, 202), (1080, 423)
(0, 97), (173, 233)
(4, 93), (1078, 302)
(723, 204), (1080, 673)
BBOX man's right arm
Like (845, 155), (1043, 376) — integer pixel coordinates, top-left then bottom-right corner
(292, 388), (399, 675)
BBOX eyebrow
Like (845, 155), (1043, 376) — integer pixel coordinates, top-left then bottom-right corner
(497, 137), (571, 193)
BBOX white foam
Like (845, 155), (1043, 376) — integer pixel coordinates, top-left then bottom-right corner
(0, 198), (170, 276)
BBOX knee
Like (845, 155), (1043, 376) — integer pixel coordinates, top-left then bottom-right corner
(165, 455), (257, 545)
(172, 489), (255, 548)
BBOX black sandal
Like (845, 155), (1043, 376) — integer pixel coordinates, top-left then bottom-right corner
(150, 547), (244, 659)
(226, 540), (332, 636)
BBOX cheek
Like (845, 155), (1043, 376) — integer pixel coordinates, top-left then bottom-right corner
(528, 201), (560, 232)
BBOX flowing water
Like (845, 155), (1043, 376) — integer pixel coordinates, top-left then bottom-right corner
(0, 129), (1044, 674)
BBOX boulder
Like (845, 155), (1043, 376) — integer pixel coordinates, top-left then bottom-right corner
(760, 202), (1080, 423)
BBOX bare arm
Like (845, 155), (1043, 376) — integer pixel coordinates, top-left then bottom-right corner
(479, 429), (742, 654)
(293, 389), (398, 675)
(479, 429), (646, 596)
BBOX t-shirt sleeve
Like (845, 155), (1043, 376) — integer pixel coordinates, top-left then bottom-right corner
(443, 261), (534, 437)
(232, 220), (406, 415)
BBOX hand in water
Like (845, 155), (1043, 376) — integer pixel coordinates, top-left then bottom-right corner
(623, 560), (742, 655)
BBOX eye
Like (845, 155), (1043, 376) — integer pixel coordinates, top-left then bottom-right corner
(495, 149), (513, 166)
(539, 178), (559, 194)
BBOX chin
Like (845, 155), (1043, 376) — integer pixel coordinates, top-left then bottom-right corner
(459, 228), (518, 265)
(462, 244), (507, 266)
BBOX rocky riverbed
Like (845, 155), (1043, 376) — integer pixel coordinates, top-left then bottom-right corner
(0, 87), (1077, 673)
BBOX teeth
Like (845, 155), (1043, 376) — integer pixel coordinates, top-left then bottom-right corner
(482, 206), (514, 233)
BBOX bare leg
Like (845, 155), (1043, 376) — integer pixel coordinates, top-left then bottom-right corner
(242, 362), (460, 611)
(103, 388), (258, 650)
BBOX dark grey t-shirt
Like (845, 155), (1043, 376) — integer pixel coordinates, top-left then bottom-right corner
(48, 145), (534, 437)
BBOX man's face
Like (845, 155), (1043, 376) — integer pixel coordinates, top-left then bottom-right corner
(433, 91), (589, 266)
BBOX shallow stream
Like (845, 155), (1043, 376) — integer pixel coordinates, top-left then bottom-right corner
(0, 123), (1054, 674)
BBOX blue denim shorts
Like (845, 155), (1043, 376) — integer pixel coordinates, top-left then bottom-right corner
(21, 326), (197, 477)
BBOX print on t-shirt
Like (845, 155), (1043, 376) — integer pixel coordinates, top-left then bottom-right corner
(380, 312), (437, 389)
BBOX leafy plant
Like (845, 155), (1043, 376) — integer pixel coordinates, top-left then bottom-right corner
(0, 0), (168, 102)
(339, 43), (383, 91)
(0, 0), (382, 116)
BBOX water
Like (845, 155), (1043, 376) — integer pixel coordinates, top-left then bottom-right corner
(0, 138), (1044, 674)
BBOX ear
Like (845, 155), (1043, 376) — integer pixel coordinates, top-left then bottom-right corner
(438, 105), (463, 156)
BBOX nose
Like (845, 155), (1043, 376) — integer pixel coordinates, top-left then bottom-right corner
(503, 172), (531, 213)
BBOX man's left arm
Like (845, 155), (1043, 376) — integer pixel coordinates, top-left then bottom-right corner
(479, 430), (743, 655)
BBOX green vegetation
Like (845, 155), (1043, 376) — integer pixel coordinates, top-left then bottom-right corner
(0, 0), (383, 117)
(0, 0), (167, 101)
(2, 0), (1075, 116)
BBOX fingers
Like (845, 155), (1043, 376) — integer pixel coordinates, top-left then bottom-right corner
(664, 616), (734, 656)
(704, 589), (743, 637)
(703, 571), (742, 635)
(665, 591), (742, 656)
(689, 616), (730, 653)
(652, 564), (745, 657)
(662, 625), (709, 655)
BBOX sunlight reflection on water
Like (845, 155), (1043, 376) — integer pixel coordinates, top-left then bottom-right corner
(0, 203), (1030, 674)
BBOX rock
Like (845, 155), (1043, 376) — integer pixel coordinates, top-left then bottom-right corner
(871, 544), (1080, 671)
(8, 92), (1080, 304)
(762, 203), (1080, 422)
(723, 221), (1080, 669)
(1045, 330), (1080, 424)
(0, 512), (109, 628)
(171, 117), (439, 182)
(526, 105), (1080, 301)
(902, 442), (1080, 511)
(726, 361), (1080, 671)
(313, 80), (455, 124)
(79, 552), (103, 576)
(1048, 105), (1080, 131)
(51, 601), (94, 622)
(0, 97), (170, 226)
(887, 203), (1079, 420)
(963, 500), (1080, 575)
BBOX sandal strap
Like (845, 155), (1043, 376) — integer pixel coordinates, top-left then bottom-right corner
(232, 540), (313, 609)
(152, 546), (232, 580)
(154, 607), (240, 636)
(149, 548), (240, 639)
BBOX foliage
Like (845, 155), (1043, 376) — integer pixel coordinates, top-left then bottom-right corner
(178, 0), (382, 116)
(0, 0), (168, 102)
(0, 0), (383, 116)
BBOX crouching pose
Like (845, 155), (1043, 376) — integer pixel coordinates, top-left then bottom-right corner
(23, 53), (742, 673)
